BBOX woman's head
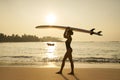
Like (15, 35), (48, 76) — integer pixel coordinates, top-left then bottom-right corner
(68, 29), (73, 35)
(66, 27), (73, 36)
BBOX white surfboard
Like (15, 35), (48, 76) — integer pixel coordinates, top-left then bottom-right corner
(35, 25), (102, 36)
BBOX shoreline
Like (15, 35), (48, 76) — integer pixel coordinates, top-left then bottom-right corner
(0, 62), (120, 69)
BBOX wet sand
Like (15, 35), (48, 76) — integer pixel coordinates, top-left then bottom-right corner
(0, 67), (120, 80)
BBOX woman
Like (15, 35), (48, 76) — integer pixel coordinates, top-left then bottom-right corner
(56, 27), (74, 75)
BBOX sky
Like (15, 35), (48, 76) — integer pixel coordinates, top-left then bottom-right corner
(0, 0), (120, 41)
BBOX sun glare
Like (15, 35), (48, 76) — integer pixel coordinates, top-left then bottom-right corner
(46, 14), (56, 24)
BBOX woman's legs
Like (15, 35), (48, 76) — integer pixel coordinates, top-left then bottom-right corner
(68, 54), (74, 75)
(56, 53), (68, 74)
(56, 49), (74, 75)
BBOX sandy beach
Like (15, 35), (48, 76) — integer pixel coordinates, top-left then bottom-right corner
(0, 67), (120, 80)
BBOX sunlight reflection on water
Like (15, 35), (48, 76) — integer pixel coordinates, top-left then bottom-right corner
(45, 42), (57, 59)
(0, 41), (120, 68)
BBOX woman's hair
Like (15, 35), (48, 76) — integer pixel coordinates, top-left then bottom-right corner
(68, 29), (73, 35)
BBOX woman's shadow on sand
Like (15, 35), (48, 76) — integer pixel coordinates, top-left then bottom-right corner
(60, 74), (80, 80)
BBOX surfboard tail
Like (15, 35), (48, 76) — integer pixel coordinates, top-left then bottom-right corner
(90, 28), (95, 35)
(97, 31), (102, 36)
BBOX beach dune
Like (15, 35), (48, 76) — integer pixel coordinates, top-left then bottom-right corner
(0, 67), (120, 80)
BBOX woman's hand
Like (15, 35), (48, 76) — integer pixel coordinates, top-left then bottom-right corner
(64, 27), (71, 38)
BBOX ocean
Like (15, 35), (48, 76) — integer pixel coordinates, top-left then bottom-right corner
(0, 41), (120, 68)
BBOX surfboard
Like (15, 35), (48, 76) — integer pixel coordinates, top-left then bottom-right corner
(35, 25), (102, 36)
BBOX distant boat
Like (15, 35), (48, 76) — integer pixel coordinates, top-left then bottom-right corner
(47, 43), (55, 46)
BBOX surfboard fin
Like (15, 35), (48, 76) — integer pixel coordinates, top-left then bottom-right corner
(97, 31), (102, 36)
(98, 31), (102, 34)
(90, 28), (95, 35)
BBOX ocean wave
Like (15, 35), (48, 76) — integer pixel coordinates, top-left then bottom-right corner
(0, 56), (33, 58)
(0, 56), (120, 64)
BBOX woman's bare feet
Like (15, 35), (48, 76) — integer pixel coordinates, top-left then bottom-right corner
(56, 71), (62, 74)
(68, 72), (74, 75)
